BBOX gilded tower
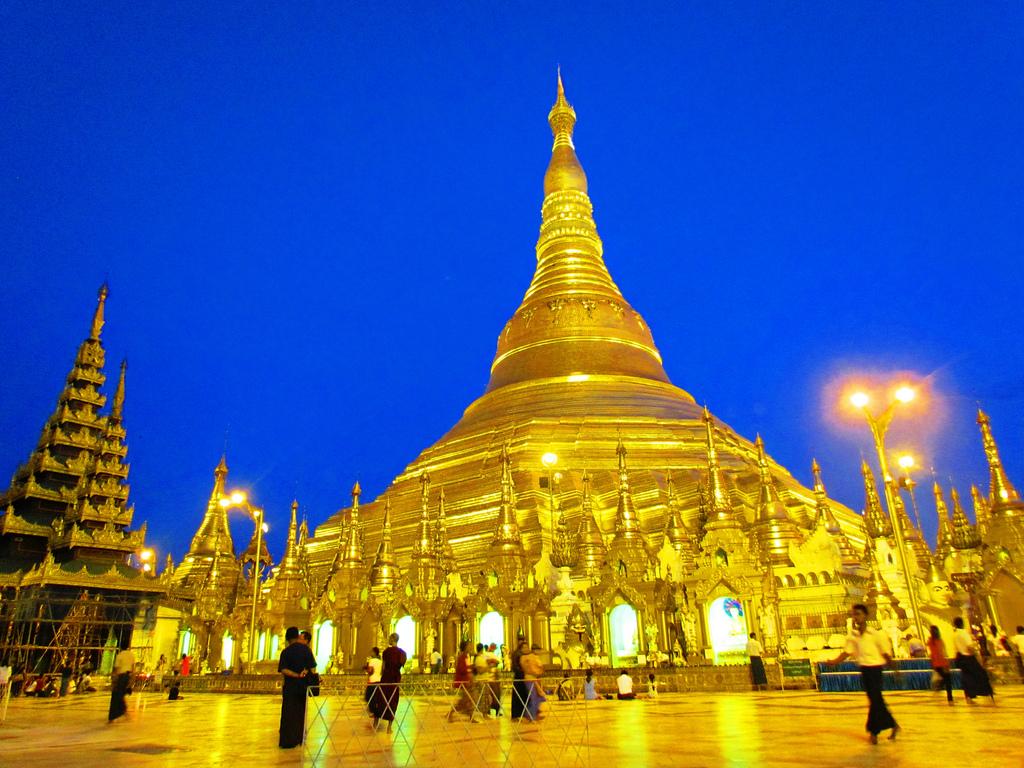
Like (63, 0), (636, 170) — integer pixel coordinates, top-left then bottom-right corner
(297, 75), (868, 668)
(0, 286), (162, 669)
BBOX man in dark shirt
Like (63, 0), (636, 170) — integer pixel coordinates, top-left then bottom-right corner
(278, 626), (317, 748)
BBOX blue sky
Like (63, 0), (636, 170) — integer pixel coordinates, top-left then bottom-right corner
(2, 1), (1022, 561)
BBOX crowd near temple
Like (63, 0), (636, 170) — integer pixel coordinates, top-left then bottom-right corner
(1, 78), (1022, 687)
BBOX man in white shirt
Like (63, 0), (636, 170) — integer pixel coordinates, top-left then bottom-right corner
(952, 617), (994, 701)
(830, 603), (899, 744)
(616, 670), (635, 700)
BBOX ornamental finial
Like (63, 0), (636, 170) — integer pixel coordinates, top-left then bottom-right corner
(111, 358), (127, 420)
(90, 283), (108, 340)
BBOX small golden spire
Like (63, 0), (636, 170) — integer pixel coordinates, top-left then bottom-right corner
(370, 496), (401, 591)
(414, 472), (435, 559)
(434, 488), (457, 574)
(977, 408), (1020, 507)
(950, 486), (981, 550)
(703, 407), (735, 526)
(811, 459), (858, 565)
(754, 435), (798, 566)
(970, 484), (990, 537)
(577, 468), (607, 575)
(933, 480), (953, 554)
(862, 460), (891, 538)
(111, 359), (127, 420)
(90, 283), (108, 340)
(342, 481), (363, 568)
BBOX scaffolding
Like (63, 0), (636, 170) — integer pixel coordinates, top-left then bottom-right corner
(0, 585), (145, 673)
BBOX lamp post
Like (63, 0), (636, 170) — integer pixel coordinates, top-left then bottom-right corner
(849, 387), (926, 642)
(896, 454), (924, 535)
(219, 491), (269, 671)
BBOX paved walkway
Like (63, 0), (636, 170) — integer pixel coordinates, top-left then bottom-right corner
(2, 687), (1022, 767)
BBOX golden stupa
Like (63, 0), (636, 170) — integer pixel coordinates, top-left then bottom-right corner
(306, 74), (857, 577)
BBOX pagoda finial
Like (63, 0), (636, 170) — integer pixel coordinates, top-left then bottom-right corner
(977, 408), (1020, 507)
(577, 467), (607, 575)
(754, 435), (799, 566)
(970, 484), (991, 537)
(186, 456), (235, 558)
(370, 496), (400, 591)
(862, 460), (891, 538)
(950, 486), (981, 550)
(280, 499), (300, 571)
(90, 283), (108, 340)
(341, 481), (363, 568)
(548, 68), (577, 151)
(434, 487), (457, 574)
(703, 407), (735, 526)
(488, 442), (525, 584)
(414, 472), (435, 559)
(111, 358), (127, 420)
(933, 480), (954, 555)
(811, 459), (858, 565)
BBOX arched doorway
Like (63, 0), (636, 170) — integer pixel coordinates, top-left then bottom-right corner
(395, 615), (417, 659)
(479, 610), (504, 649)
(179, 628), (193, 657)
(609, 603), (639, 666)
(220, 631), (234, 671)
(708, 596), (748, 663)
(314, 621), (335, 664)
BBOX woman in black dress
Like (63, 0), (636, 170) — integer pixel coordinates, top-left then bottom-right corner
(278, 626), (317, 748)
(509, 640), (530, 720)
(375, 632), (407, 734)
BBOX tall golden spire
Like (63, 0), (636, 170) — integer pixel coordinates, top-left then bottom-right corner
(576, 468), (606, 576)
(811, 459), (859, 566)
(341, 481), (363, 568)
(550, 493), (579, 569)
(187, 456), (235, 558)
(754, 435), (799, 566)
(704, 406), (738, 529)
(413, 472), (435, 560)
(977, 408), (1020, 508)
(862, 461), (892, 539)
(484, 72), (673, 393)
(933, 481), (953, 556)
(607, 438), (649, 576)
(488, 443), (526, 584)
(434, 488), (457, 574)
(280, 499), (300, 572)
(370, 496), (400, 591)
(111, 359), (127, 421)
(90, 283), (108, 341)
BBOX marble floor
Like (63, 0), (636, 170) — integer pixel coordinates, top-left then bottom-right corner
(1, 686), (1022, 768)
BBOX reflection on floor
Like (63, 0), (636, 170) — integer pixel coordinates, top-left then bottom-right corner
(2, 687), (1022, 767)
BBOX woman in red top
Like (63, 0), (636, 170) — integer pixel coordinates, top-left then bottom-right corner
(448, 640), (479, 721)
(928, 625), (954, 704)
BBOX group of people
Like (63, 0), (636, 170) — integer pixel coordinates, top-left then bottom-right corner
(449, 640), (507, 722)
(833, 604), (1007, 745)
(361, 634), (409, 734)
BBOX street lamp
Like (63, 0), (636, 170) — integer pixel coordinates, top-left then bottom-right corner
(219, 490), (269, 672)
(895, 454), (924, 534)
(137, 547), (155, 574)
(848, 386), (926, 642)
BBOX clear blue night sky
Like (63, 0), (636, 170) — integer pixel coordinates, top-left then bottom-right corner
(2, 2), (1022, 563)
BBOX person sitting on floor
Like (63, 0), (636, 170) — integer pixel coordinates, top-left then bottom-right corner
(616, 670), (636, 700)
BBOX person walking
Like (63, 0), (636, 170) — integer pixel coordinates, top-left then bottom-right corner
(449, 640), (480, 722)
(509, 641), (529, 720)
(377, 632), (407, 734)
(829, 603), (900, 744)
(953, 617), (994, 703)
(108, 638), (135, 723)
(746, 632), (768, 691)
(364, 646), (382, 717)
(1010, 625), (1024, 679)
(278, 626), (317, 749)
(520, 645), (546, 720)
(927, 625), (954, 704)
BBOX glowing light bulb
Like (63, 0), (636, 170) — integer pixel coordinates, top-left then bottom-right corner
(894, 386), (915, 404)
(897, 455), (916, 471)
(850, 392), (870, 408)
(541, 452), (558, 468)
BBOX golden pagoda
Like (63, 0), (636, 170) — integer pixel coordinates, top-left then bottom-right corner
(0, 286), (163, 670)
(297, 75), (874, 669)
